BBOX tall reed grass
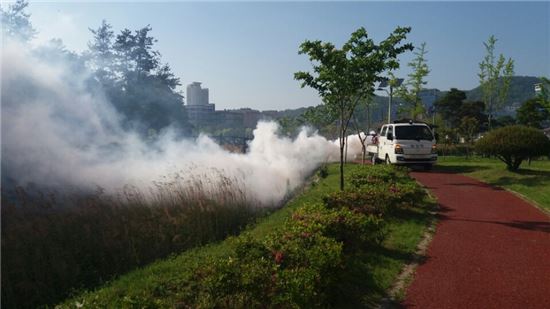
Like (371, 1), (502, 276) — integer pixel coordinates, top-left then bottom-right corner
(1, 170), (266, 308)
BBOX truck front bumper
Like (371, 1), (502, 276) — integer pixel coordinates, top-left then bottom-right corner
(394, 155), (437, 164)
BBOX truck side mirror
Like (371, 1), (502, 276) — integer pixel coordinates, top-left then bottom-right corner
(387, 133), (394, 140)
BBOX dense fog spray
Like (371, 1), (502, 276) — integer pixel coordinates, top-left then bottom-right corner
(2, 38), (363, 205)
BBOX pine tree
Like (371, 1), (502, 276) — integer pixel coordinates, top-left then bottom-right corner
(87, 20), (115, 83)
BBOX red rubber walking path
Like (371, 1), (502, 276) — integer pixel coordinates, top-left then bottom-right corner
(403, 171), (550, 309)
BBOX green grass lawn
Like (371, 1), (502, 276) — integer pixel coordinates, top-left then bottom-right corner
(436, 156), (550, 212)
(59, 163), (433, 308)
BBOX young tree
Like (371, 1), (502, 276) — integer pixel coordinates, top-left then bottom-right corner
(458, 116), (479, 156)
(295, 27), (413, 190)
(398, 42), (430, 120)
(0, 0), (35, 41)
(478, 35), (514, 129)
(516, 98), (549, 129)
(352, 115), (368, 164)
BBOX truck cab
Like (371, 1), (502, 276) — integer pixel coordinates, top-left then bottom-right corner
(367, 121), (437, 169)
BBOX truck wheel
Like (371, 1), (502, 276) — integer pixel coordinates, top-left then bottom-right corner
(424, 164), (433, 171)
(385, 155), (391, 165)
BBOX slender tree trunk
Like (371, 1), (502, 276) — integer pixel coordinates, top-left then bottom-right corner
(340, 143), (345, 190)
(339, 112), (345, 191)
(344, 135), (348, 164)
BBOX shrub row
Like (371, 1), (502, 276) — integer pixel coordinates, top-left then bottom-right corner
(88, 165), (426, 308)
(436, 143), (475, 156)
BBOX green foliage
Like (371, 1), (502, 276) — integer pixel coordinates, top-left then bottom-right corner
(435, 88), (487, 133)
(301, 105), (338, 132)
(318, 163), (329, 178)
(517, 98), (549, 129)
(324, 166), (426, 213)
(475, 125), (550, 171)
(458, 116), (480, 145)
(85, 21), (189, 137)
(398, 42), (430, 120)
(277, 116), (305, 137)
(435, 88), (467, 127)
(478, 35), (515, 129)
(295, 26), (413, 190)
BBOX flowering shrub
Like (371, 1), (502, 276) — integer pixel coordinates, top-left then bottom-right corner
(182, 209), (343, 307)
(177, 197), (390, 307)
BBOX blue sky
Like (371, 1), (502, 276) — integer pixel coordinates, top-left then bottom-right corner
(26, 1), (550, 111)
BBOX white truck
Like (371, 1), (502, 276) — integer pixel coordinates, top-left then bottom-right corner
(366, 120), (438, 170)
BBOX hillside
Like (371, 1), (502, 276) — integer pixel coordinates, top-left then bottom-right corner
(466, 76), (542, 115)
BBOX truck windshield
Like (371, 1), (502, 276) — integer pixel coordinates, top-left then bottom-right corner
(395, 125), (434, 141)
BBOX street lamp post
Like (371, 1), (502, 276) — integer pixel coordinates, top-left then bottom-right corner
(377, 77), (403, 123)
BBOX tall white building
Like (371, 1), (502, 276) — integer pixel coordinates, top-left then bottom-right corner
(185, 82), (215, 125)
(186, 82), (209, 106)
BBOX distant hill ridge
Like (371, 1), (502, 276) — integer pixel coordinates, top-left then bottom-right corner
(274, 76), (542, 118)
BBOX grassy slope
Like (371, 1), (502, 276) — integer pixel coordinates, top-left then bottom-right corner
(436, 156), (550, 212)
(60, 164), (433, 308)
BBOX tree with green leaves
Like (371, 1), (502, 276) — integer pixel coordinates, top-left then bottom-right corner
(295, 27), (413, 190)
(516, 98), (549, 129)
(84, 22), (187, 137)
(0, 0), (35, 41)
(398, 42), (430, 120)
(458, 116), (479, 156)
(478, 35), (514, 129)
(434, 88), (467, 128)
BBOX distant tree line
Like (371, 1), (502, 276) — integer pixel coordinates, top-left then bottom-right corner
(2, 1), (191, 139)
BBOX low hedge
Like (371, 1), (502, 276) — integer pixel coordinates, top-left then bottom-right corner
(437, 143), (475, 156)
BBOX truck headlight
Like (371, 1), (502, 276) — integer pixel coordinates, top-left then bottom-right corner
(395, 144), (404, 154)
(431, 144), (437, 154)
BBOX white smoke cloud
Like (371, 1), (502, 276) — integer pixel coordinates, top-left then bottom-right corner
(1, 38), (365, 205)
